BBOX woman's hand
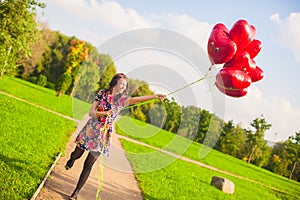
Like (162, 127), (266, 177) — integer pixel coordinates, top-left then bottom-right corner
(105, 109), (113, 117)
(155, 94), (167, 101)
(95, 109), (113, 119)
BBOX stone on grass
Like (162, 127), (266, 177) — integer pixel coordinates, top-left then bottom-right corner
(211, 176), (235, 194)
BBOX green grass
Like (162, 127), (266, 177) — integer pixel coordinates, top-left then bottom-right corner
(116, 116), (300, 199)
(0, 94), (76, 200)
(121, 139), (296, 200)
(0, 76), (90, 120)
(1, 77), (299, 199)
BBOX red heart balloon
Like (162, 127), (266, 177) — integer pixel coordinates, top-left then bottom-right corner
(245, 39), (262, 59)
(229, 20), (256, 50)
(248, 66), (264, 82)
(215, 81), (248, 97)
(207, 23), (237, 64)
(216, 68), (251, 89)
(223, 50), (256, 72)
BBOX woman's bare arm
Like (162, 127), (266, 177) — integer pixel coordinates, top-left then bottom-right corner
(125, 94), (166, 106)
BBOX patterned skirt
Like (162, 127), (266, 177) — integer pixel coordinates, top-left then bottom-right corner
(75, 117), (111, 156)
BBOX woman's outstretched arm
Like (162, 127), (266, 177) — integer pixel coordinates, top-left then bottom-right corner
(126, 94), (166, 106)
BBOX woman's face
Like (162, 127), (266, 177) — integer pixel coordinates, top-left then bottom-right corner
(114, 78), (127, 94)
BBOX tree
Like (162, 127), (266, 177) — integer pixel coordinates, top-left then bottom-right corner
(195, 109), (212, 143)
(72, 45), (101, 103)
(179, 106), (201, 140)
(203, 114), (223, 148)
(36, 74), (47, 87)
(56, 38), (89, 96)
(56, 72), (72, 97)
(217, 121), (247, 157)
(162, 98), (182, 133)
(0, 0), (45, 76)
(127, 79), (154, 122)
(267, 141), (290, 176)
(287, 131), (300, 180)
(244, 115), (271, 165)
(35, 31), (70, 84)
(97, 54), (117, 90)
(18, 27), (56, 78)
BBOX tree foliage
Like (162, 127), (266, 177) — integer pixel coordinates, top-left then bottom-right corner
(18, 26), (56, 78)
(30, 31), (70, 84)
(217, 121), (247, 157)
(162, 98), (182, 133)
(287, 132), (300, 180)
(0, 0), (45, 76)
(56, 38), (89, 96)
(127, 79), (154, 122)
(241, 116), (272, 166)
(72, 45), (101, 102)
(97, 54), (117, 90)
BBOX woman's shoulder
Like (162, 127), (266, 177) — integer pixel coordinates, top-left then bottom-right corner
(117, 94), (129, 106)
(94, 89), (107, 101)
(97, 89), (105, 94)
(98, 89), (110, 97)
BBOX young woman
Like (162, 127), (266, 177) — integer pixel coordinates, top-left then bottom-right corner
(65, 73), (166, 200)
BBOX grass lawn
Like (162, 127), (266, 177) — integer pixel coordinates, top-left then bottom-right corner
(1, 77), (299, 199)
(0, 76), (90, 120)
(0, 90), (76, 199)
(116, 116), (300, 199)
(121, 139), (296, 200)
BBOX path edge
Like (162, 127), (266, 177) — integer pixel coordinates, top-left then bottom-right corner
(30, 153), (62, 200)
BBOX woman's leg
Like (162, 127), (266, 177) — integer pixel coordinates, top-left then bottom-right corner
(69, 151), (100, 199)
(65, 146), (84, 170)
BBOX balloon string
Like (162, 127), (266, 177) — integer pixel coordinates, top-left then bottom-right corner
(96, 118), (109, 200)
(167, 71), (213, 96)
(216, 83), (246, 91)
(124, 67), (215, 109)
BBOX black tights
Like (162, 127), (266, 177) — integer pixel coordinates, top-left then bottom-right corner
(68, 146), (100, 199)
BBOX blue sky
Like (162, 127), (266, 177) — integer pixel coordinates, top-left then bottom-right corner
(38, 0), (300, 142)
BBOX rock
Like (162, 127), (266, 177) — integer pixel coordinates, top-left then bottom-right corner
(211, 176), (235, 194)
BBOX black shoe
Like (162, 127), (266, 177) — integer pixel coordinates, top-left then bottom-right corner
(65, 159), (74, 170)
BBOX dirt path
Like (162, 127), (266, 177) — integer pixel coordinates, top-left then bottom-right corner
(35, 116), (143, 200)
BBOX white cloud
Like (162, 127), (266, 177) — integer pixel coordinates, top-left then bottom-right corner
(271, 12), (300, 63)
(41, 0), (211, 49)
(46, 0), (153, 28)
(41, 0), (155, 44)
(150, 13), (211, 49)
(40, 0), (300, 142)
(224, 86), (300, 142)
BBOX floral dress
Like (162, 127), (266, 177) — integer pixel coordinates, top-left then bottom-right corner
(75, 90), (127, 156)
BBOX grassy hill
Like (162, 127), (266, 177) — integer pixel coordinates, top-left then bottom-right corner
(0, 76), (299, 199)
(0, 76), (90, 199)
(0, 76), (90, 120)
(116, 116), (300, 199)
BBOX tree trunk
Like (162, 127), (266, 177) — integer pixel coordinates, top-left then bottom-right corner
(248, 145), (256, 163)
(289, 161), (297, 180)
(57, 90), (62, 97)
(69, 76), (80, 97)
(1, 46), (12, 76)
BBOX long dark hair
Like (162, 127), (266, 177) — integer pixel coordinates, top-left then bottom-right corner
(106, 73), (129, 96)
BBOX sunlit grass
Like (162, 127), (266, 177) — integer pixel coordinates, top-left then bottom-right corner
(116, 116), (300, 199)
(121, 139), (295, 200)
(1, 77), (299, 199)
(0, 76), (90, 120)
(0, 94), (76, 199)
